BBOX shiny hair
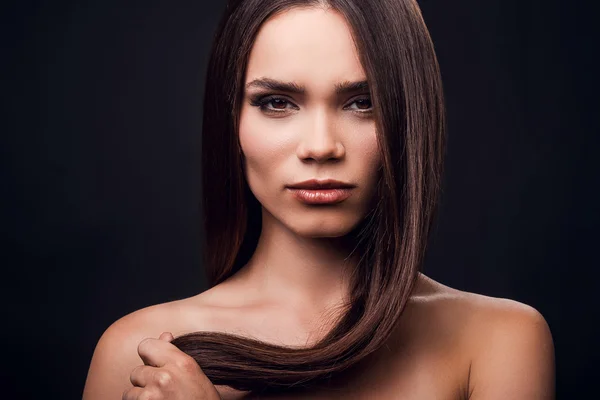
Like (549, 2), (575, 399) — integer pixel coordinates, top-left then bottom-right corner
(172, 0), (445, 394)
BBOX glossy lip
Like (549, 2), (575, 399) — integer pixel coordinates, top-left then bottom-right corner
(286, 179), (356, 189)
(286, 179), (356, 205)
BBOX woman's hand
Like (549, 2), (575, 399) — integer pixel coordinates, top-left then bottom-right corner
(123, 332), (221, 400)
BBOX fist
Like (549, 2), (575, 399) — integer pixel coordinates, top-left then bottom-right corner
(123, 332), (221, 400)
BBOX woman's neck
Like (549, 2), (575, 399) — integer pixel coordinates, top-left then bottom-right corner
(233, 208), (358, 313)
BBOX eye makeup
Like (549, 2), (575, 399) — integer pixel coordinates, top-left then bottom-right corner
(247, 93), (373, 117)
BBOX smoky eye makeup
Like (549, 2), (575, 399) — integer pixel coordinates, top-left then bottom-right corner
(248, 93), (299, 113)
(247, 92), (374, 116)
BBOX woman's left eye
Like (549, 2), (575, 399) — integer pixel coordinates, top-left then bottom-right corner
(344, 98), (373, 112)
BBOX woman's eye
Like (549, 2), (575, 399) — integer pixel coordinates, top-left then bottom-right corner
(346, 98), (373, 112)
(250, 96), (296, 114)
(249, 95), (373, 115)
(264, 98), (292, 111)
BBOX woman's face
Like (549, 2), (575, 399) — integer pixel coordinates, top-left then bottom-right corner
(239, 7), (381, 238)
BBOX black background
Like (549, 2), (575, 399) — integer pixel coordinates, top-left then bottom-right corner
(2, 0), (597, 398)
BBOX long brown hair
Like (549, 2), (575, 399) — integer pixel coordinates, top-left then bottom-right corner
(172, 0), (445, 394)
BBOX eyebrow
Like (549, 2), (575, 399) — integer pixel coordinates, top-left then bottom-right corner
(244, 77), (369, 95)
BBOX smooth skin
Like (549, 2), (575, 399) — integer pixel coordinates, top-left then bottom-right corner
(83, 6), (555, 400)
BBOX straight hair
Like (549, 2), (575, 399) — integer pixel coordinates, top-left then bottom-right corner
(172, 0), (446, 394)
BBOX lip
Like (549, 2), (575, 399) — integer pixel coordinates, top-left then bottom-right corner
(287, 179), (356, 190)
(286, 179), (355, 205)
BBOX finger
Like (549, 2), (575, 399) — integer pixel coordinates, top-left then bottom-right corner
(122, 386), (158, 400)
(122, 386), (141, 400)
(129, 364), (158, 388)
(159, 331), (174, 342)
(122, 386), (143, 400)
(137, 337), (180, 368)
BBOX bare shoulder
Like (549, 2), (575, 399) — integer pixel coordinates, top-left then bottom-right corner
(461, 291), (555, 399)
(82, 296), (214, 400)
(412, 274), (553, 340)
(413, 274), (555, 399)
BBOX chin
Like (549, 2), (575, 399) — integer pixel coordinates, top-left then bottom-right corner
(287, 215), (361, 238)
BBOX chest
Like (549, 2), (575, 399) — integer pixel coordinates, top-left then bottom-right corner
(183, 294), (470, 400)
(217, 342), (467, 400)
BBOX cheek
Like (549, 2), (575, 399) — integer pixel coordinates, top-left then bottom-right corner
(344, 121), (381, 176)
(238, 113), (294, 193)
(359, 132), (381, 170)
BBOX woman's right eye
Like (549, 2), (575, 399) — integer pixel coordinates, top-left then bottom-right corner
(249, 95), (297, 114)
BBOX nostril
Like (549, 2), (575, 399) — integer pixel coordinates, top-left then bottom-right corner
(297, 139), (345, 163)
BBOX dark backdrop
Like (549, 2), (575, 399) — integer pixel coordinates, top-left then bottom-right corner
(3, 0), (597, 398)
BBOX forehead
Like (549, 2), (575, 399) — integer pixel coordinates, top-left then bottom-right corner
(245, 7), (366, 89)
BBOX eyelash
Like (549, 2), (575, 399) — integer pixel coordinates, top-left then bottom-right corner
(249, 94), (373, 116)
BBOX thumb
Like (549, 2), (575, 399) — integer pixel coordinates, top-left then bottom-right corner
(159, 331), (174, 342)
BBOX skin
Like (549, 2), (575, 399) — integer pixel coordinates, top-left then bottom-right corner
(82, 6), (555, 400)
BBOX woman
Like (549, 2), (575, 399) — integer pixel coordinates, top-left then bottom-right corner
(83, 0), (555, 399)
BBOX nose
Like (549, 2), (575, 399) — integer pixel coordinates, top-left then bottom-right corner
(296, 108), (345, 163)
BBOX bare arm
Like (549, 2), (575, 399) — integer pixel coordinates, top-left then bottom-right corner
(82, 306), (172, 400)
(82, 317), (144, 399)
(468, 302), (555, 399)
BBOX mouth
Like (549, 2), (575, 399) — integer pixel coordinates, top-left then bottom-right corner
(286, 179), (356, 205)
(286, 179), (356, 190)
